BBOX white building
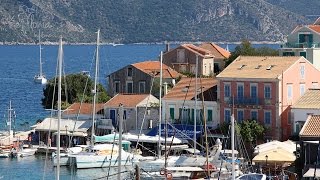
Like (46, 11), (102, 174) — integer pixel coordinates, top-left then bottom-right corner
(291, 88), (320, 134)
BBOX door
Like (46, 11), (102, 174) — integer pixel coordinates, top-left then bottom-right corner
(110, 109), (117, 127)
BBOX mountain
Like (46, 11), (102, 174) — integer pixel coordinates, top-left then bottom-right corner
(0, 0), (318, 43)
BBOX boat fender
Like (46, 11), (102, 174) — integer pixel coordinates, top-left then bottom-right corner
(166, 172), (172, 180)
(160, 168), (165, 175)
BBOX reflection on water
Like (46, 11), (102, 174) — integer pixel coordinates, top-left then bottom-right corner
(0, 155), (133, 180)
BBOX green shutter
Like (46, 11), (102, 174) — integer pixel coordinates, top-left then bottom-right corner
(208, 109), (213, 122)
(170, 108), (175, 120)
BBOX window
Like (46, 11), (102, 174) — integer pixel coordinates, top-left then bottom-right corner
(190, 65), (196, 74)
(127, 67), (133, 77)
(299, 52), (307, 58)
(224, 83), (231, 98)
(298, 33), (313, 48)
(180, 65), (186, 72)
(251, 110), (258, 121)
(139, 81), (146, 93)
(264, 111), (271, 125)
(250, 83), (257, 98)
(169, 105), (175, 120)
(204, 64), (207, 74)
(237, 83), (244, 98)
(237, 109), (244, 122)
(282, 52), (295, 56)
(207, 109), (213, 122)
(264, 84), (271, 99)
(300, 84), (305, 96)
(224, 109), (231, 123)
(300, 64), (305, 79)
(179, 107), (190, 123)
(126, 81), (133, 93)
(191, 108), (202, 125)
(177, 49), (185, 63)
(114, 81), (120, 93)
(287, 84), (293, 100)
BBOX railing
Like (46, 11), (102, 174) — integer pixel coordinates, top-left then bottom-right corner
(227, 97), (261, 105)
(281, 42), (320, 48)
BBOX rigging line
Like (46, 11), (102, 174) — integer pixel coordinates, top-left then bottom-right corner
(68, 45), (95, 146)
(200, 77), (210, 177)
(139, 168), (157, 180)
(176, 77), (193, 127)
(42, 42), (60, 180)
(106, 125), (119, 180)
(132, 76), (155, 161)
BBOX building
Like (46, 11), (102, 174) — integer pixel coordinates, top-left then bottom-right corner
(280, 17), (320, 70)
(162, 44), (215, 76)
(217, 56), (320, 140)
(107, 61), (181, 97)
(291, 88), (320, 135)
(162, 77), (219, 128)
(104, 93), (159, 132)
(199, 42), (231, 73)
(299, 115), (320, 178)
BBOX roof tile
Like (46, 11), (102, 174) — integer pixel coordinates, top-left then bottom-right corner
(105, 94), (152, 107)
(300, 115), (320, 137)
(217, 56), (302, 79)
(292, 89), (320, 109)
(199, 42), (231, 59)
(163, 77), (217, 100)
(132, 61), (181, 79)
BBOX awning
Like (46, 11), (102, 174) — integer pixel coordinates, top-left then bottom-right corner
(53, 131), (87, 137)
(33, 118), (91, 132)
(252, 148), (296, 164)
(303, 168), (320, 177)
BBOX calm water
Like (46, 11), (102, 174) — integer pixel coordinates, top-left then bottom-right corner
(0, 43), (279, 179)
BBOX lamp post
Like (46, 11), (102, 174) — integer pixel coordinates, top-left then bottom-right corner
(265, 155), (268, 165)
(65, 125), (68, 148)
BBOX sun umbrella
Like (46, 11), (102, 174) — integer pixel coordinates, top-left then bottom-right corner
(252, 147), (296, 163)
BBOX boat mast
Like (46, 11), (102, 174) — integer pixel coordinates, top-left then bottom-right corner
(157, 51), (163, 159)
(193, 55), (198, 154)
(7, 100), (13, 145)
(118, 104), (123, 180)
(39, 30), (42, 77)
(231, 100), (235, 180)
(56, 36), (63, 180)
(91, 29), (100, 147)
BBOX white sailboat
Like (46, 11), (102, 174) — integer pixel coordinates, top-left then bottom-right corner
(34, 31), (47, 84)
(69, 30), (136, 169)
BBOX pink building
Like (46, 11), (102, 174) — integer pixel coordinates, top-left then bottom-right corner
(216, 56), (320, 140)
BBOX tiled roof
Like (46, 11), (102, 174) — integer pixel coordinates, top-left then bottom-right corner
(132, 61), (181, 79)
(292, 89), (320, 109)
(163, 77), (217, 100)
(105, 94), (151, 107)
(300, 115), (320, 137)
(216, 56), (302, 79)
(63, 103), (105, 115)
(199, 43), (231, 59)
(308, 25), (320, 33)
(181, 44), (213, 58)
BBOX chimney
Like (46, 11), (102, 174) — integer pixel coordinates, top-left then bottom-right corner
(163, 82), (168, 95)
(165, 41), (170, 52)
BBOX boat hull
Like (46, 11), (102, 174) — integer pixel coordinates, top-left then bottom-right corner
(70, 153), (134, 169)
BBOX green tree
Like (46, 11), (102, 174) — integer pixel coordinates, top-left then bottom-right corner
(41, 73), (110, 109)
(239, 120), (265, 143)
(225, 40), (279, 67)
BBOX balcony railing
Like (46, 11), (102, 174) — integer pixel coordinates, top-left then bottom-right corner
(281, 42), (320, 49)
(227, 97), (261, 105)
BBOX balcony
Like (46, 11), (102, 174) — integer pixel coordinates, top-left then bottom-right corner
(281, 42), (320, 49)
(227, 97), (261, 105)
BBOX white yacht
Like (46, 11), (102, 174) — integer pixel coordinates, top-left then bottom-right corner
(34, 31), (47, 84)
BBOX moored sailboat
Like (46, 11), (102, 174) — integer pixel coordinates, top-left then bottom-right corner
(34, 30), (47, 84)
